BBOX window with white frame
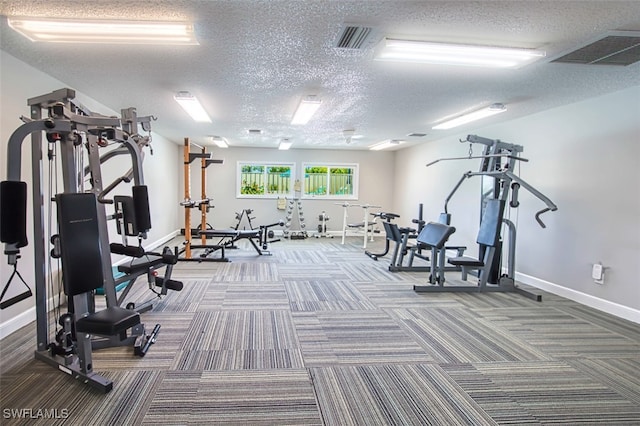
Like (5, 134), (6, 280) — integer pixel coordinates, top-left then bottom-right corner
(302, 163), (358, 200)
(237, 162), (295, 198)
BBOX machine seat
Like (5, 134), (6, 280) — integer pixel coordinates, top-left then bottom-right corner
(75, 306), (140, 336)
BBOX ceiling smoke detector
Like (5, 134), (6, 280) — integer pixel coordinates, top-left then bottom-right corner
(342, 129), (356, 144)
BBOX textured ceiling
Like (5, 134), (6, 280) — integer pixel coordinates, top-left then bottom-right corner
(1, 1), (639, 150)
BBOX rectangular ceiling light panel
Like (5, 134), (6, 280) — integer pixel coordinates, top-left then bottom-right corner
(291, 96), (322, 125)
(279, 140), (293, 150)
(211, 137), (228, 148)
(375, 38), (545, 68)
(8, 17), (198, 45)
(432, 104), (506, 130)
(369, 139), (405, 151)
(174, 92), (211, 123)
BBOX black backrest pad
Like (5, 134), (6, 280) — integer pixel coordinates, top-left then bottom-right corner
(56, 193), (105, 296)
(477, 199), (506, 247)
(0, 181), (28, 248)
(416, 222), (456, 249)
(132, 185), (152, 232)
(383, 222), (403, 242)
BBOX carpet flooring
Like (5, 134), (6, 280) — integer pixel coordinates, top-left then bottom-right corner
(1, 237), (639, 425)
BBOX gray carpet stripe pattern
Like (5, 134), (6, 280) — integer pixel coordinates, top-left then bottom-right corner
(310, 364), (496, 425)
(392, 307), (551, 363)
(294, 310), (432, 366)
(1, 237), (639, 425)
(285, 280), (377, 312)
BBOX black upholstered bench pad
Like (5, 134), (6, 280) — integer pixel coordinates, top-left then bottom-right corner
(198, 229), (260, 238)
(75, 306), (140, 335)
(448, 256), (484, 267)
(117, 255), (164, 274)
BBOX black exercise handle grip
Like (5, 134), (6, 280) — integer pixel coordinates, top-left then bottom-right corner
(0, 290), (32, 310)
(0, 181), (28, 248)
(535, 207), (552, 228)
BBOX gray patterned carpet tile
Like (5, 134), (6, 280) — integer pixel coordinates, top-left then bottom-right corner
(1, 237), (639, 424)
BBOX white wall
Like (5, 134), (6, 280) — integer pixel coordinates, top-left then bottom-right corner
(394, 86), (640, 319)
(0, 50), (180, 337)
(180, 146), (395, 234)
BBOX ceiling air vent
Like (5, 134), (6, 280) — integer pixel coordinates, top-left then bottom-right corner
(552, 31), (640, 66)
(336, 25), (376, 49)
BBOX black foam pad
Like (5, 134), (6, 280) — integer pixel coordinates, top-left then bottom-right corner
(110, 243), (145, 258)
(132, 185), (152, 232)
(56, 193), (104, 296)
(0, 181), (28, 248)
(477, 199), (505, 247)
(416, 222), (456, 249)
(155, 277), (183, 291)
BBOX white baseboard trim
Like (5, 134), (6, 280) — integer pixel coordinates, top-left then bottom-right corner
(1, 230), (181, 340)
(516, 271), (640, 325)
(0, 305), (36, 340)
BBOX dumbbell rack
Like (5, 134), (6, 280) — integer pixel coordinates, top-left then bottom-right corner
(283, 198), (308, 239)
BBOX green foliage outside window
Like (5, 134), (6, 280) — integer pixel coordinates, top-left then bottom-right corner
(239, 163), (292, 196)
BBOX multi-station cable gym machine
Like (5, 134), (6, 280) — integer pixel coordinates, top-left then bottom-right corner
(411, 134), (557, 300)
(0, 88), (181, 393)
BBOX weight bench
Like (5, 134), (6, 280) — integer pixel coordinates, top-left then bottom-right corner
(384, 221), (417, 271)
(411, 222), (457, 289)
(108, 245), (182, 312)
(403, 213), (467, 272)
(188, 228), (263, 261)
(414, 199), (526, 295)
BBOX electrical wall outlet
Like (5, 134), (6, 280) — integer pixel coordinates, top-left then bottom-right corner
(592, 262), (604, 284)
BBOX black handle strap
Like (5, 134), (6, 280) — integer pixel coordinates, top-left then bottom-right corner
(0, 263), (33, 309)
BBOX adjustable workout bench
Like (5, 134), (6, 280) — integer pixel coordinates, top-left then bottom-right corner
(191, 228), (262, 261)
(189, 219), (283, 261)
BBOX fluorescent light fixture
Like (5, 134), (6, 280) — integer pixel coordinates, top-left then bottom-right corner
(279, 139), (293, 150)
(174, 92), (211, 123)
(210, 136), (228, 148)
(369, 139), (405, 151)
(7, 17), (198, 45)
(374, 38), (545, 68)
(291, 96), (322, 125)
(432, 103), (507, 130)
